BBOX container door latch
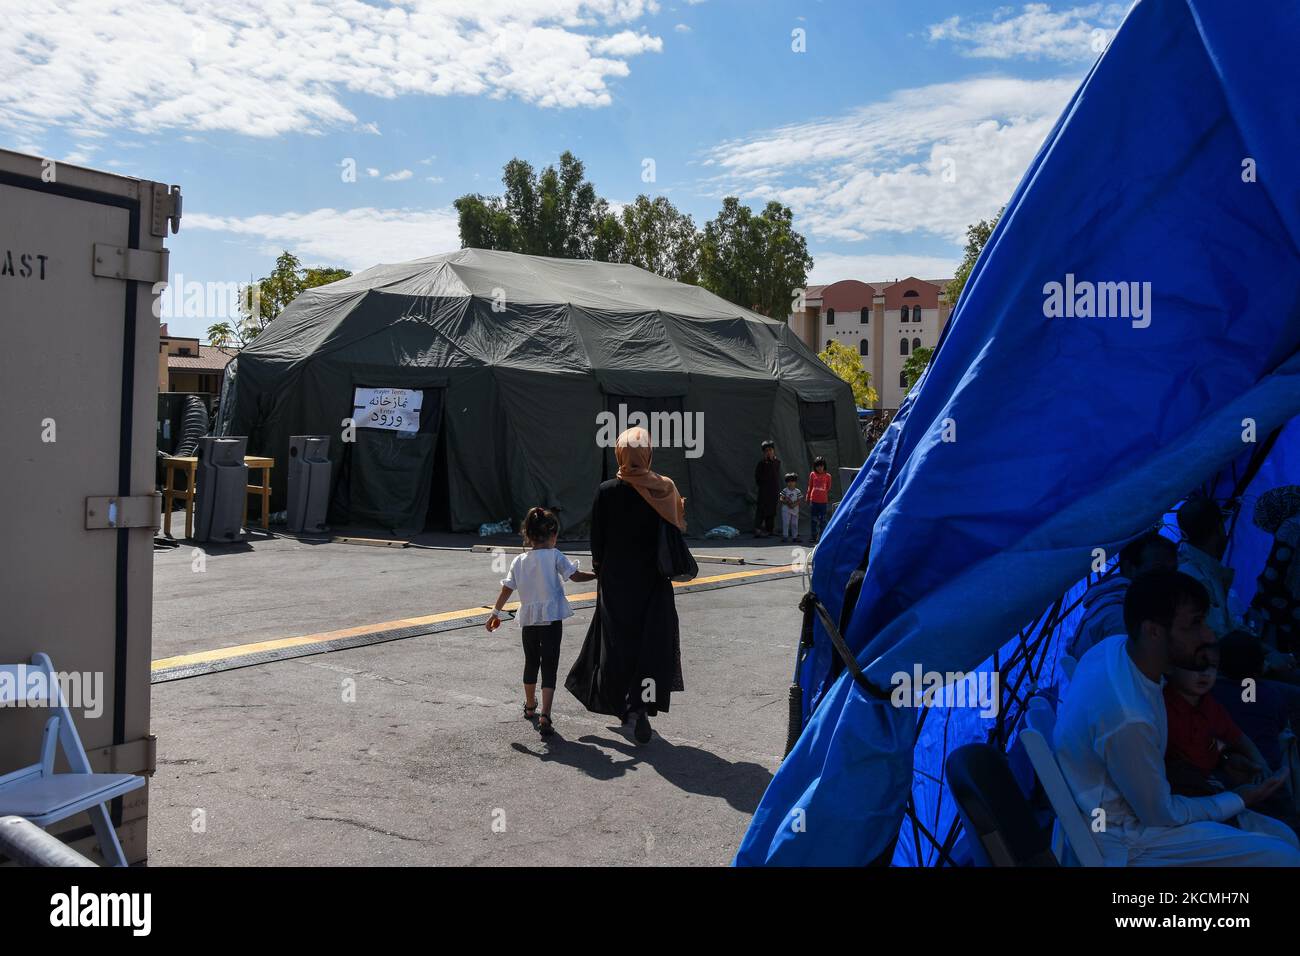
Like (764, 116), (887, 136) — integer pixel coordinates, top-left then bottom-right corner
(86, 494), (161, 530)
(92, 243), (170, 285)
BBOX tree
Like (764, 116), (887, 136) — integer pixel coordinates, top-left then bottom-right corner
(698, 197), (755, 307)
(615, 195), (700, 283)
(944, 209), (1002, 307)
(452, 193), (515, 251)
(454, 151), (606, 259)
(454, 154), (814, 307)
(590, 202), (626, 264)
(818, 340), (878, 408)
(207, 251), (351, 347)
(699, 198), (812, 318)
(206, 322), (237, 349)
(902, 345), (934, 393)
(751, 201), (813, 320)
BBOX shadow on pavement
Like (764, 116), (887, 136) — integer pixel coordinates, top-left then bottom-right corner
(509, 735), (635, 782)
(510, 726), (774, 813)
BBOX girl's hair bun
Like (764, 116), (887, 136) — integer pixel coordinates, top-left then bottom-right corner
(523, 507), (559, 544)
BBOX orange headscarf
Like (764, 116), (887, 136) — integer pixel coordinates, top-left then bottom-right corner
(615, 427), (686, 531)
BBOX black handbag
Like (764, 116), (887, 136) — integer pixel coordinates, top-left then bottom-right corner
(657, 519), (698, 582)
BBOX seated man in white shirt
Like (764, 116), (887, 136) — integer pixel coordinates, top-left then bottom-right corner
(1054, 569), (1300, 865)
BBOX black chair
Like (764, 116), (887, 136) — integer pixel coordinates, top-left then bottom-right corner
(946, 743), (1059, 867)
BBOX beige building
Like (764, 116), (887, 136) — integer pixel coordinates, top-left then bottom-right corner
(158, 323), (237, 395)
(790, 277), (953, 411)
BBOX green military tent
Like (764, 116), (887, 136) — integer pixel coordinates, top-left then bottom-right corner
(217, 248), (866, 536)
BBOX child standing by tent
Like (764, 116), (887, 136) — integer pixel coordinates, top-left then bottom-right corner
(485, 507), (595, 737)
(806, 457), (832, 543)
(779, 473), (803, 543)
(753, 440), (781, 538)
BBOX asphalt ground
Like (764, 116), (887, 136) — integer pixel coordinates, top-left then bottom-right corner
(148, 519), (810, 865)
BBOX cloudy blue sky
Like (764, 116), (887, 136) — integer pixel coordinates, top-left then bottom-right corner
(1, 0), (1128, 338)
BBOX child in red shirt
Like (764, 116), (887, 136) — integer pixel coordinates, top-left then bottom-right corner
(806, 457), (832, 542)
(1163, 664), (1269, 795)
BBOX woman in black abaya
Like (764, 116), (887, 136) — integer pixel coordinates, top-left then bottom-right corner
(565, 426), (684, 744)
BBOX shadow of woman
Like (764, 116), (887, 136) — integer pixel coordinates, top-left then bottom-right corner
(575, 733), (774, 814)
(509, 735), (639, 783)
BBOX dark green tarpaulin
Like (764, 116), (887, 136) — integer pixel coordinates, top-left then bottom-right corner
(218, 249), (866, 536)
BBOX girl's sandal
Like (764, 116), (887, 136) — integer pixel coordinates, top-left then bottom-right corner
(524, 702), (538, 721)
(537, 713), (555, 737)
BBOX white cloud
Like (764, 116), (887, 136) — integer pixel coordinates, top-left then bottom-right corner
(185, 206), (462, 271)
(702, 75), (1076, 245)
(674, 23), (691, 33)
(384, 169), (413, 181)
(366, 168), (380, 178)
(591, 30), (663, 57)
(807, 252), (960, 286)
(928, 3), (1125, 61)
(426, 176), (445, 183)
(0, 0), (665, 139)
(63, 142), (101, 164)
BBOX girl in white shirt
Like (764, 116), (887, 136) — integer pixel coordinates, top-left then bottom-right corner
(486, 507), (595, 737)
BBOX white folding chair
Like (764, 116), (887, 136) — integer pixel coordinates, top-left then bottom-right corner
(0, 653), (145, 866)
(1018, 697), (1105, 867)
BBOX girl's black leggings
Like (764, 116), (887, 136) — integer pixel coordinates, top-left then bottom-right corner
(521, 621), (563, 690)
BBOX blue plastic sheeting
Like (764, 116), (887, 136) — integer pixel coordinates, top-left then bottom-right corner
(736, 0), (1300, 866)
(892, 576), (1091, 866)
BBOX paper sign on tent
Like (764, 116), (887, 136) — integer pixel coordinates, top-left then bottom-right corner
(352, 387), (422, 433)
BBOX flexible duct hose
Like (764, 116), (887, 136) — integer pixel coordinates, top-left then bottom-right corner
(173, 395), (210, 458)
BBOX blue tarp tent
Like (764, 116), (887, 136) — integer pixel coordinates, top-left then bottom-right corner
(736, 0), (1300, 866)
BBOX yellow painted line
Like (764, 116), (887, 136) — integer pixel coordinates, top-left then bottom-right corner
(680, 567), (786, 586)
(151, 564), (794, 672)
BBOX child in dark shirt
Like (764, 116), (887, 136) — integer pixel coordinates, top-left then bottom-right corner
(753, 440), (781, 538)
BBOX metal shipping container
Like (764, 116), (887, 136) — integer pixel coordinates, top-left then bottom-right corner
(0, 149), (181, 864)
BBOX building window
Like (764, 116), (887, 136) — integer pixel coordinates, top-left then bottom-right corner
(859, 340), (868, 356)
(912, 337), (921, 351)
(860, 307), (869, 324)
(900, 339), (909, 356)
(913, 308), (923, 323)
(826, 339), (833, 350)
(899, 305), (909, 322)
(900, 370), (908, 388)
(903, 289), (919, 298)
(826, 308), (835, 325)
